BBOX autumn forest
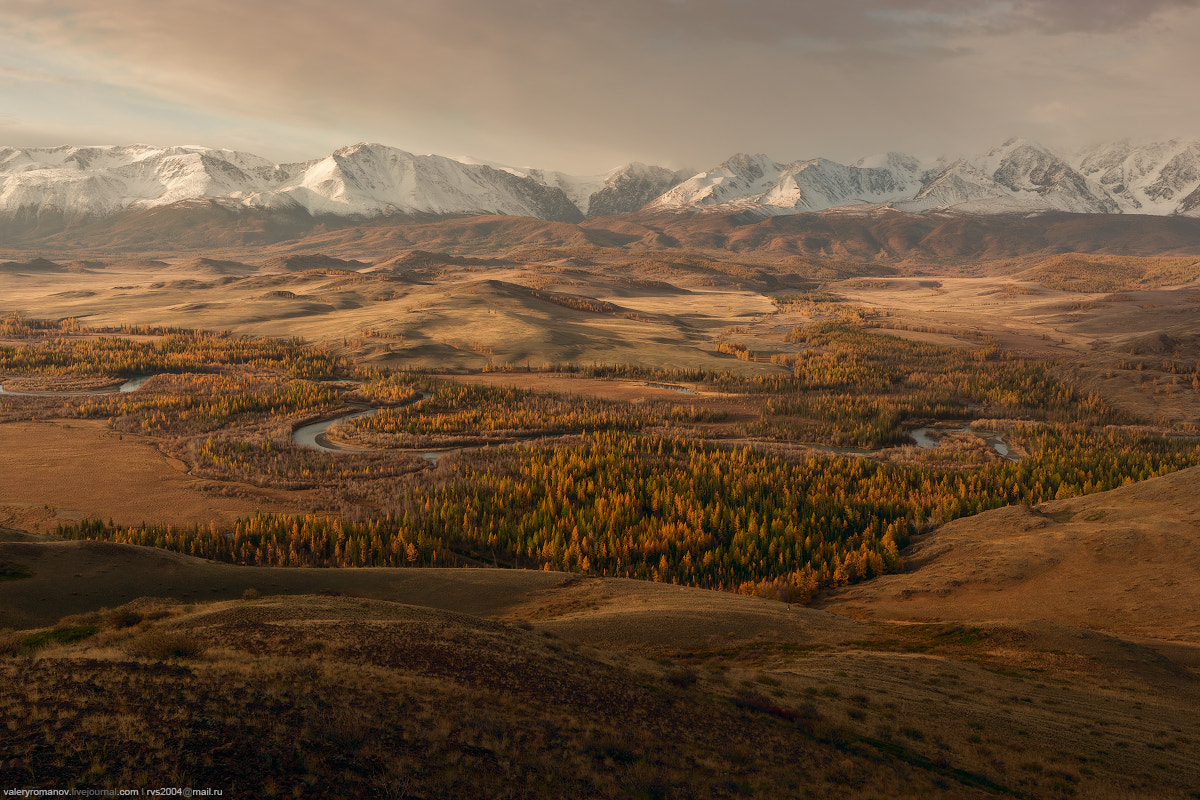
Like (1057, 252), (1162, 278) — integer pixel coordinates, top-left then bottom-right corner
(3, 311), (1196, 603)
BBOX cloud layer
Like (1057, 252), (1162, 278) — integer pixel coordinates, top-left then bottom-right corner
(2, 0), (1199, 171)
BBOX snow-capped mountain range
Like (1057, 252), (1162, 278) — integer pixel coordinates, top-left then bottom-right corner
(3, 138), (1200, 226)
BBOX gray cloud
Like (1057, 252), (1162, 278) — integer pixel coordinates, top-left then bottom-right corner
(1010, 0), (1200, 33)
(856, 0), (1199, 36)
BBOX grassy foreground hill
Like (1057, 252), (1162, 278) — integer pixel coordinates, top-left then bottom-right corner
(4, 462), (1200, 799)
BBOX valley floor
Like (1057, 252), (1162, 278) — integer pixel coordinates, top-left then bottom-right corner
(3, 243), (1200, 796)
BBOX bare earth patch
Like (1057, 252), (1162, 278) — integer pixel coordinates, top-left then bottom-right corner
(0, 420), (303, 529)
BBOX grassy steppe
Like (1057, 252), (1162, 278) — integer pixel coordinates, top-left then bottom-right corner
(2, 247), (1200, 796)
(3, 518), (1199, 798)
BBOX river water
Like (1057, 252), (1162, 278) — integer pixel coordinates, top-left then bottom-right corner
(0, 375), (152, 396)
(909, 425), (1013, 460)
(2, 373), (1026, 465)
(292, 408), (379, 452)
(290, 408), (467, 463)
(808, 425), (1014, 460)
(645, 382), (698, 395)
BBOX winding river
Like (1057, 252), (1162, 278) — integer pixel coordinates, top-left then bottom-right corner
(0, 375), (152, 396)
(909, 425), (1014, 460)
(2, 374), (1025, 465)
(294, 404), (1022, 467)
(291, 398), (468, 463)
(806, 425), (1015, 461)
(645, 382), (699, 395)
(291, 408), (379, 453)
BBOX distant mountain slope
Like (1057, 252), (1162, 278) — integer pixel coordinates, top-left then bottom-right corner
(7, 204), (1200, 262)
(650, 139), (1128, 216)
(1077, 138), (1200, 214)
(584, 163), (691, 217)
(906, 139), (1118, 214)
(4, 139), (1200, 247)
(0, 143), (587, 226)
(647, 152), (923, 214)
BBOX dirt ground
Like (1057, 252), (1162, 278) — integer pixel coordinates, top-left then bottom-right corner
(0, 420), (304, 530)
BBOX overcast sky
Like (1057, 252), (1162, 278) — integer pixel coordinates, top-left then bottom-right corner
(1, 0), (1198, 173)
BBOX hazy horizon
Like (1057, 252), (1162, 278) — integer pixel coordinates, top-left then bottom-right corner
(2, 1), (1199, 173)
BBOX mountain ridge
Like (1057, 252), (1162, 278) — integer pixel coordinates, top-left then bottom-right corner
(4, 139), (1200, 235)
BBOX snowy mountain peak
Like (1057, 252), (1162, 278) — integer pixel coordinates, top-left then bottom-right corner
(854, 152), (924, 176)
(722, 153), (777, 181)
(988, 141), (1116, 213)
(649, 150), (925, 215)
(1076, 138), (1200, 214)
(3, 138), (1200, 226)
(583, 163), (688, 217)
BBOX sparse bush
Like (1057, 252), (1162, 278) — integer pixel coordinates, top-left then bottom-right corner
(127, 631), (205, 660)
(0, 560), (32, 581)
(734, 691), (805, 723)
(242, 587), (261, 600)
(17, 625), (99, 652)
(106, 608), (143, 628)
(666, 666), (698, 689)
(583, 734), (638, 766)
(0, 631), (22, 657)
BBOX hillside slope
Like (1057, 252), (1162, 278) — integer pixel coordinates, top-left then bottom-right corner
(823, 465), (1200, 642)
(3, 527), (1200, 797)
(7, 206), (1200, 261)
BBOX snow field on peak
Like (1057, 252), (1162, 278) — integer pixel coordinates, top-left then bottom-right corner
(3, 139), (1200, 223)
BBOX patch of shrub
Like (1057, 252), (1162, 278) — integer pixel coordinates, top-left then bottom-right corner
(0, 560), (32, 581)
(666, 667), (698, 689)
(126, 631), (205, 660)
(583, 735), (638, 766)
(18, 625), (99, 652)
(0, 631), (22, 656)
(106, 609), (143, 628)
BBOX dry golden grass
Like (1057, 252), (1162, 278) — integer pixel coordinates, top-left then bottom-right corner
(5, 463), (1200, 798)
(0, 258), (784, 375)
(4, 242), (1200, 795)
(439, 373), (718, 403)
(2, 569), (1198, 797)
(9, 248), (1198, 426)
(0, 420), (305, 531)
(0, 594), (1000, 799)
(823, 464), (1200, 642)
(1054, 331), (1200, 426)
(4, 444), (1200, 795)
(832, 273), (1200, 423)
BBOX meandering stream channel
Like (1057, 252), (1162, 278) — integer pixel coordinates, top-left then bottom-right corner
(0, 375), (152, 396)
(291, 393), (469, 463)
(0, 375), (1019, 463)
(293, 407), (1019, 465)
